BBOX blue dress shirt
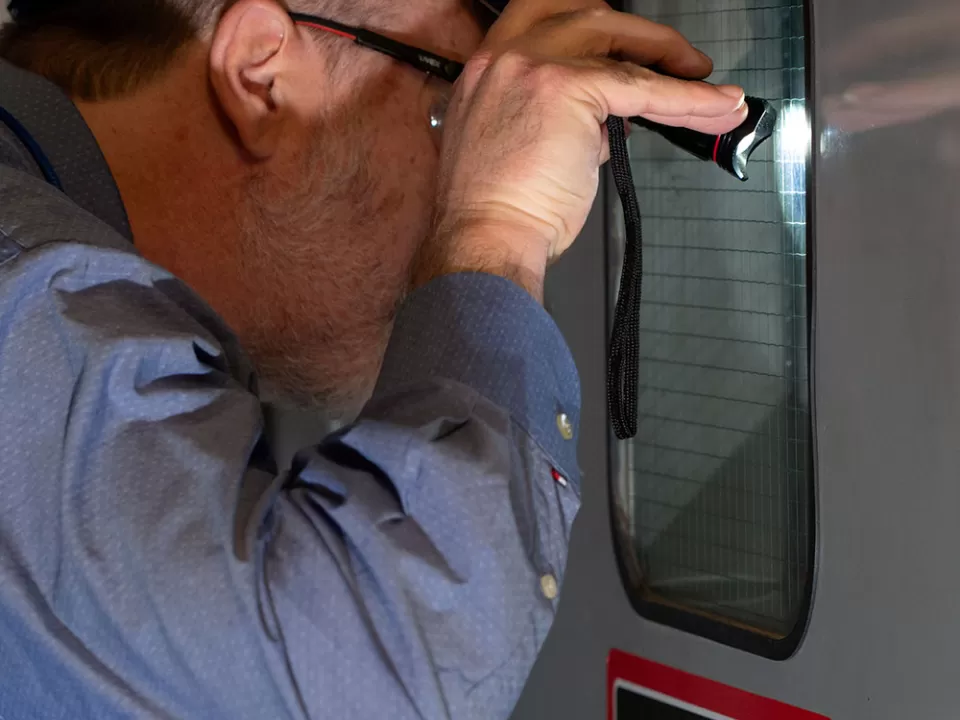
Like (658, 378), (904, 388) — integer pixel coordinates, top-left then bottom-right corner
(0, 60), (581, 719)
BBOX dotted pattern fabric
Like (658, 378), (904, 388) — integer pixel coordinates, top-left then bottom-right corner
(0, 60), (131, 238)
(0, 62), (583, 719)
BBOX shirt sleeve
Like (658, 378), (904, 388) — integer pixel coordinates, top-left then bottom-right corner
(0, 239), (581, 720)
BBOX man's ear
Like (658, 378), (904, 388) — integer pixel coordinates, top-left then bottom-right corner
(209, 0), (298, 159)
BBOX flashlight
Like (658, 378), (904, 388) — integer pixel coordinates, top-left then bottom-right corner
(631, 97), (779, 181)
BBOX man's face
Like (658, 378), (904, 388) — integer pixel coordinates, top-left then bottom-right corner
(234, 1), (484, 418)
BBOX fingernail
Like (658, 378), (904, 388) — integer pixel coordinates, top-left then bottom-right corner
(717, 84), (746, 103)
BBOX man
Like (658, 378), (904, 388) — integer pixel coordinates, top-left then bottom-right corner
(0, 0), (746, 718)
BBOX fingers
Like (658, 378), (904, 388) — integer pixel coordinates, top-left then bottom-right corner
(486, 0), (610, 43)
(574, 60), (746, 132)
(640, 109), (748, 135)
(488, 6), (712, 79)
(520, 9), (713, 79)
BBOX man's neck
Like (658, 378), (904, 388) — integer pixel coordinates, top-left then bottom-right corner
(74, 44), (246, 283)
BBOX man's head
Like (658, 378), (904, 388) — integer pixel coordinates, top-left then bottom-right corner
(0, 0), (484, 418)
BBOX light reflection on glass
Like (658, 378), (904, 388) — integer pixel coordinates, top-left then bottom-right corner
(776, 101), (810, 249)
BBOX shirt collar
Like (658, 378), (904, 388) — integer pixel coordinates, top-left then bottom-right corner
(0, 60), (132, 240)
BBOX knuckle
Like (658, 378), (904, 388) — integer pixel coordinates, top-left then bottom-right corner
(490, 49), (536, 82)
(491, 51), (570, 100)
(571, 6), (609, 24)
(461, 50), (495, 83)
(528, 62), (569, 97)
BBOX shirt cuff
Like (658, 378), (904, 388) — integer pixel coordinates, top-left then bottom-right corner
(372, 272), (582, 489)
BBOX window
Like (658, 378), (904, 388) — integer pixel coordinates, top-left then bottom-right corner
(610, 0), (813, 656)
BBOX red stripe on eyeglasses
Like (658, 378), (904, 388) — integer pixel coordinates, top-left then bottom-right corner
(295, 20), (358, 41)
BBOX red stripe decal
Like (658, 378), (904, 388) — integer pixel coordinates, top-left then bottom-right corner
(712, 134), (722, 163)
(608, 649), (829, 720)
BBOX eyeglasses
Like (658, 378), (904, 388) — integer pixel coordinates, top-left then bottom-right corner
(289, 12), (467, 83)
(288, 11), (485, 137)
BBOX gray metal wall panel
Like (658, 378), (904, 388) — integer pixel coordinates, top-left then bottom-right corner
(515, 0), (960, 716)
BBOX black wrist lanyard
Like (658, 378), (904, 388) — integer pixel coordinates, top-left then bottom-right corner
(604, 99), (778, 440)
(0, 105), (63, 190)
(606, 117), (643, 440)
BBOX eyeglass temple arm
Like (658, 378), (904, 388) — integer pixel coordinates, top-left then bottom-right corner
(288, 12), (465, 83)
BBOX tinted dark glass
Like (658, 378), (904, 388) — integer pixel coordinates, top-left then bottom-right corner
(616, 687), (714, 720)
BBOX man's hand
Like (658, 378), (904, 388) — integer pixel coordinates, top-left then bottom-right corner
(414, 3), (748, 299)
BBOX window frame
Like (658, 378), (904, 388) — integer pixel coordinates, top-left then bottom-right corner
(606, 0), (818, 661)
